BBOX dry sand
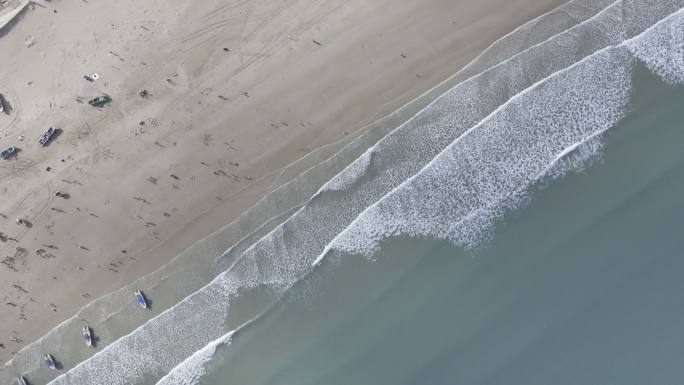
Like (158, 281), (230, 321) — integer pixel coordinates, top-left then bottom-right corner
(0, 0), (564, 363)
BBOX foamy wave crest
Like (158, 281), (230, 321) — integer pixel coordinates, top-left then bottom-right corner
(47, 269), (250, 385)
(329, 6), (684, 256)
(330, 47), (633, 254)
(155, 331), (235, 385)
(626, 8), (684, 84)
(313, 0), (653, 262)
(451, 130), (607, 249)
(315, 0), (632, 197)
(453, 0), (616, 81)
(540, 132), (606, 181)
(323, 149), (374, 192)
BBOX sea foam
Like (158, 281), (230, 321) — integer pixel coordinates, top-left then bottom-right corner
(155, 331), (235, 385)
(330, 46), (633, 254)
(626, 8), (684, 84)
(330, 6), (684, 256)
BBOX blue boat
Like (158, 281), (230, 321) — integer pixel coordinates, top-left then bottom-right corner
(38, 127), (56, 146)
(134, 290), (147, 309)
(43, 353), (56, 370)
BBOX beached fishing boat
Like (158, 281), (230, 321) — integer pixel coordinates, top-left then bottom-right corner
(38, 126), (56, 146)
(43, 353), (56, 370)
(16, 376), (27, 385)
(82, 326), (92, 347)
(134, 290), (147, 309)
(1, 146), (15, 160)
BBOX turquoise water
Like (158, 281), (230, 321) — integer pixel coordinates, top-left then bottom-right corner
(198, 67), (684, 385)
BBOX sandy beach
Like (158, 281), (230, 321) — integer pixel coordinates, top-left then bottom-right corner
(0, 0), (565, 364)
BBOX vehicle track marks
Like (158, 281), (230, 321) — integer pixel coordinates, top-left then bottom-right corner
(0, 85), (22, 135)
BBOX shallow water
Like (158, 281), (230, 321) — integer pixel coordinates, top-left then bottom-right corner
(197, 67), (684, 385)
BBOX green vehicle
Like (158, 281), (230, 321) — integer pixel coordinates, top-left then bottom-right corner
(88, 95), (111, 107)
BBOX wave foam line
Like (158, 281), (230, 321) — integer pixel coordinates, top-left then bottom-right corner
(326, 6), (684, 258)
(626, 6), (684, 83)
(154, 331), (235, 385)
(324, 47), (630, 255)
(316, 0), (629, 196)
(314, 0), (682, 262)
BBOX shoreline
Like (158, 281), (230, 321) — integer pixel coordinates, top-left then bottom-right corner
(0, 0), (565, 366)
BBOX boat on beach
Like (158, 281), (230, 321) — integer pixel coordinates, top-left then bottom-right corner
(38, 126), (56, 146)
(134, 290), (147, 309)
(43, 353), (56, 370)
(1, 146), (15, 160)
(82, 326), (92, 347)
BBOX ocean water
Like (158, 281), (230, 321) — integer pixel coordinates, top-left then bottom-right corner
(2, 0), (682, 384)
(196, 64), (684, 385)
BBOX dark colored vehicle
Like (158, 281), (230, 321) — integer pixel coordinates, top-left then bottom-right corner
(0, 146), (15, 159)
(38, 126), (57, 146)
(88, 95), (111, 107)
